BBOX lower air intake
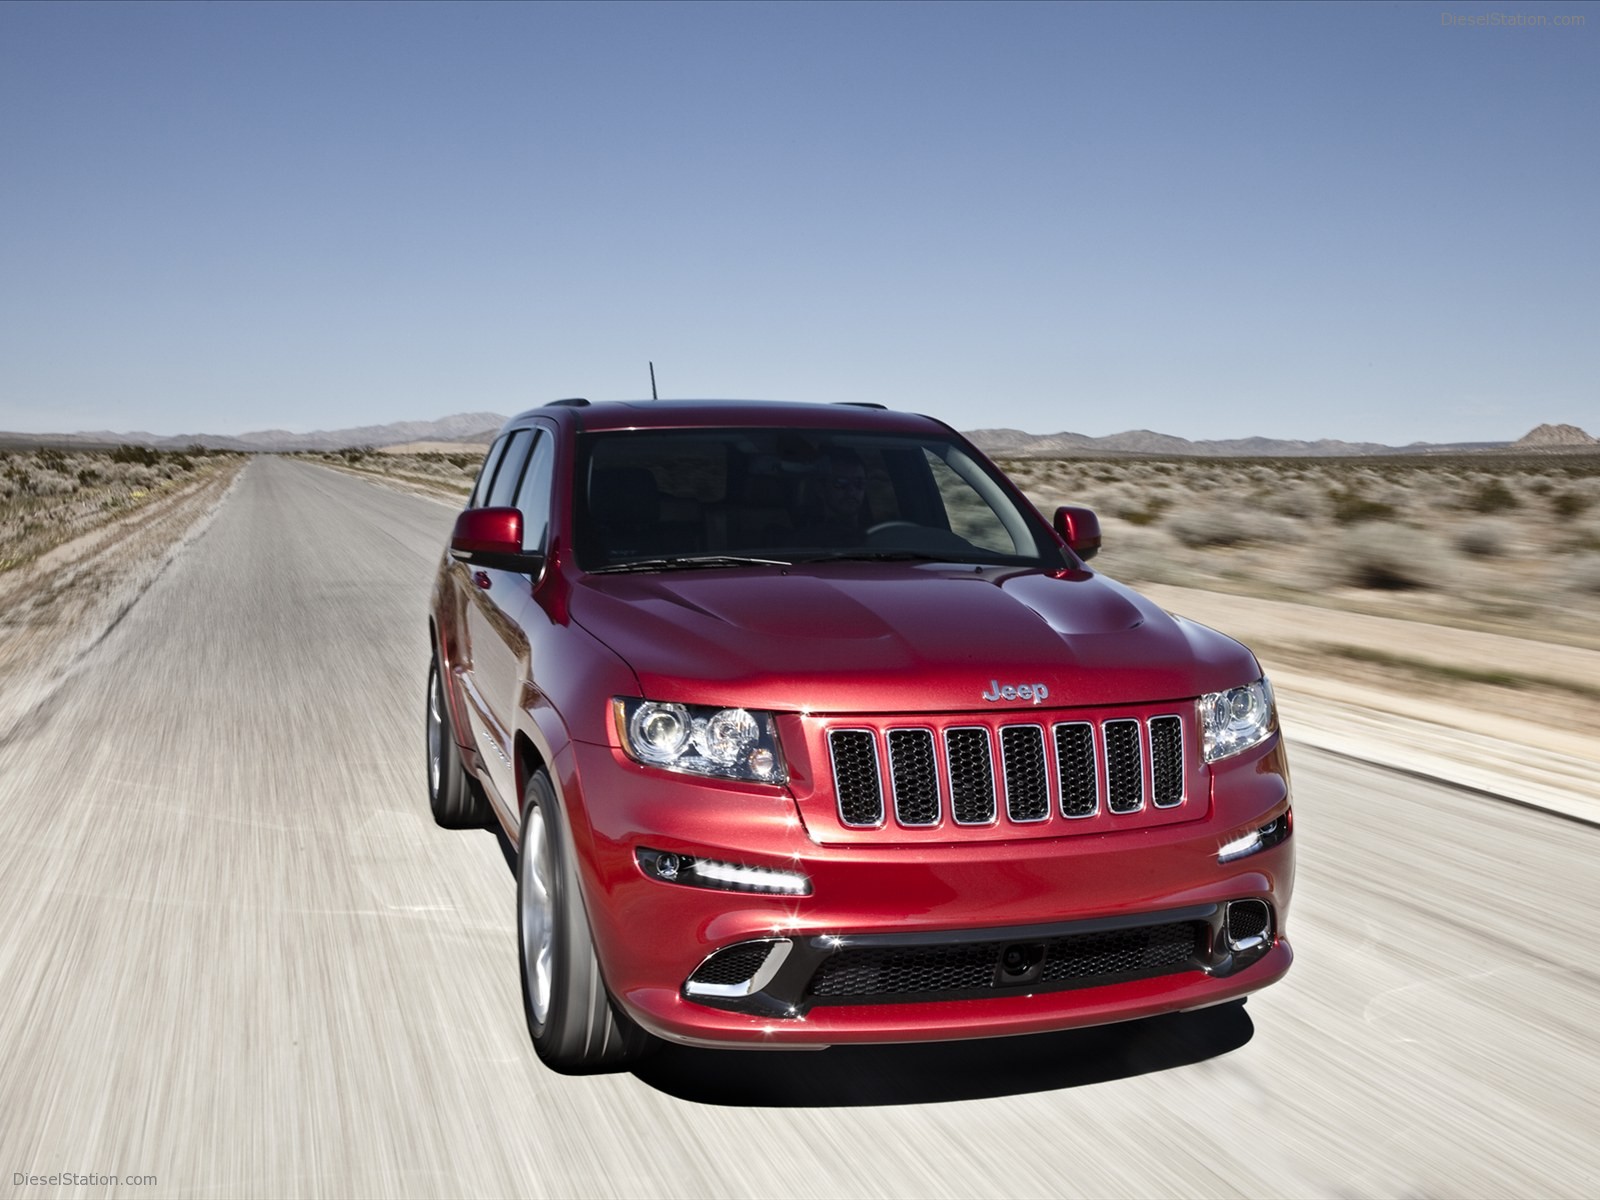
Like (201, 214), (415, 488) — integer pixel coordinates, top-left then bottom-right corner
(807, 920), (1202, 1003)
(1225, 900), (1272, 951)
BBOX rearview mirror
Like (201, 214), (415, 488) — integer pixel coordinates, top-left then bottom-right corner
(449, 507), (545, 573)
(1053, 505), (1102, 561)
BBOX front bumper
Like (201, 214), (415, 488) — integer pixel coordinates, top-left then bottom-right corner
(557, 735), (1295, 1048)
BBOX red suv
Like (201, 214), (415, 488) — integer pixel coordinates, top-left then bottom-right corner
(427, 399), (1294, 1072)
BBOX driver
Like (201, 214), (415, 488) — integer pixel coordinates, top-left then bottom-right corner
(793, 446), (870, 546)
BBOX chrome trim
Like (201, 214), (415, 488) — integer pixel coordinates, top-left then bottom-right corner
(684, 939), (793, 1000)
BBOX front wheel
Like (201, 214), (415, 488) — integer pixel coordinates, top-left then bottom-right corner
(518, 769), (653, 1073)
(426, 654), (488, 828)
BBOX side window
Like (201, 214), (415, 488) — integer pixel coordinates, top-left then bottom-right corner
(486, 429), (534, 509)
(513, 433), (555, 552)
(924, 451), (1017, 555)
(469, 436), (510, 508)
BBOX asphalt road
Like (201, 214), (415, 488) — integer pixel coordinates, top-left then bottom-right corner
(1, 457), (1595, 1199)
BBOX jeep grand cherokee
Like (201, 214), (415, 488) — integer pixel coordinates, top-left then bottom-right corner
(427, 399), (1294, 1073)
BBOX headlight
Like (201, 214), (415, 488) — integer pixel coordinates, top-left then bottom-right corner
(614, 698), (788, 784)
(1198, 678), (1277, 762)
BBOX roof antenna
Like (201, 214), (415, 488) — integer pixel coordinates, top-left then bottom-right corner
(649, 361), (659, 401)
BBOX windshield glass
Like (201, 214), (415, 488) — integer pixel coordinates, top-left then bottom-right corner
(573, 427), (1060, 572)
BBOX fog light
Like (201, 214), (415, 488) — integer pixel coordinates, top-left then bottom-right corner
(1217, 811), (1291, 863)
(637, 848), (812, 896)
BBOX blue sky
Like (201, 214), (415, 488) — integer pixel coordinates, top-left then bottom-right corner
(1, 1), (1594, 443)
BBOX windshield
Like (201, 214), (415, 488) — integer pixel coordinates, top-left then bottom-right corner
(573, 427), (1062, 572)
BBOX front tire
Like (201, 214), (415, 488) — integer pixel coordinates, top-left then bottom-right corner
(426, 654), (488, 829)
(518, 768), (653, 1073)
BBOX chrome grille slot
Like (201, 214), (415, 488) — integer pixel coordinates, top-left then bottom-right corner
(1104, 719), (1144, 814)
(1149, 715), (1184, 808)
(887, 728), (941, 827)
(829, 729), (883, 827)
(1053, 721), (1098, 818)
(1000, 725), (1050, 822)
(945, 727), (996, 824)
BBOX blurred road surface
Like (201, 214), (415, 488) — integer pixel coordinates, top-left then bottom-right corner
(1, 458), (1594, 1199)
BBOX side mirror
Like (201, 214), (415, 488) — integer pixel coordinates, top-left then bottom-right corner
(450, 507), (545, 573)
(1053, 505), (1102, 562)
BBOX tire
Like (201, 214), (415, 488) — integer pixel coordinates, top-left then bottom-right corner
(518, 768), (654, 1073)
(426, 654), (489, 829)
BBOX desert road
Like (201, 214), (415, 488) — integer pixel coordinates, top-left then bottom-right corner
(0, 457), (1595, 1199)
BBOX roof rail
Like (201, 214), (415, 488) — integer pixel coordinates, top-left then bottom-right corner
(545, 398), (590, 408)
(835, 401), (888, 410)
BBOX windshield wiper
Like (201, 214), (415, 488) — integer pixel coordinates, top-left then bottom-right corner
(793, 550), (951, 563)
(590, 554), (792, 574)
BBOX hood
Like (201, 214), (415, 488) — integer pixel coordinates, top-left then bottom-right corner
(570, 563), (1260, 715)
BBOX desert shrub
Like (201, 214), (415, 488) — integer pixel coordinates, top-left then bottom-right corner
(1464, 479), (1519, 513)
(105, 463), (157, 488)
(1329, 488), (1396, 524)
(1094, 523), (1184, 583)
(1550, 491), (1591, 519)
(29, 470), (76, 497)
(1165, 505), (1294, 547)
(110, 443), (160, 467)
(76, 467), (101, 486)
(167, 454), (194, 473)
(1259, 481), (1326, 520)
(35, 448), (67, 472)
(1336, 523), (1454, 590)
(1119, 501), (1169, 527)
(1455, 520), (1517, 558)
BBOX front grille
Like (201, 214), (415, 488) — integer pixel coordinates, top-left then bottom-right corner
(807, 920), (1202, 1002)
(827, 713), (1186, 832)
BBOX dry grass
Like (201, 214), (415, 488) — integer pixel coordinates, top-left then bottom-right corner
(1003, 451), (1600, 649)
(297, 447), (480, 500)
(0, 445), (245, 575)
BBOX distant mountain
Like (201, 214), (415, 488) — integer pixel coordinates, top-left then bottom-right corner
(1514, 423), (1597, 448)
(0, 412), (510, 453)
(967, 427), (1512, 458)
(5, 411), (1590, 458)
